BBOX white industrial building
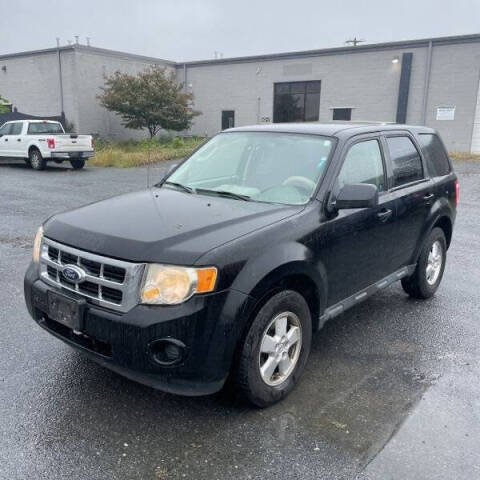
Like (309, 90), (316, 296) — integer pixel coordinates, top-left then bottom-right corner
(0, 33), (479, 152)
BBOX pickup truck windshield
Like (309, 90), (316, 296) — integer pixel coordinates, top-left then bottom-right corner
(165, 132), (334, 205)
(27, 122), (64, 134)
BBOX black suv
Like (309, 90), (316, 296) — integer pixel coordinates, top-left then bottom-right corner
(24, 123), (457, 407)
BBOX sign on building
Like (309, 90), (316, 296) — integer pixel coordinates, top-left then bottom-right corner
(436, 106), (456, 121)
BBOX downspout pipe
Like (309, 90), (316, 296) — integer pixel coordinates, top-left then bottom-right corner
(421, 40), (433, 125)
(183, 63), (187, 93)
(56, 40), (65, 120)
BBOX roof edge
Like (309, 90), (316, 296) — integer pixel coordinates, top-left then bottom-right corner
(0, 44), (175, 64)
(175, 32), (480, 67)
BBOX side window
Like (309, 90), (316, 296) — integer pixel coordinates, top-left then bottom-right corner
(418, 133), (451, 177)
(337, 139), (385, 192)
(0, 123), (12, 135)
(9, 123), (23, 135)
(386, 136), (423, 187)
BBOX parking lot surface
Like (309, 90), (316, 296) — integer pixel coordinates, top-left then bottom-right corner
(1, 159), (479, 480)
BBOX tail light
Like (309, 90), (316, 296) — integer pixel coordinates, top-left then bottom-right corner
(454, 179), (459, 206)
(91, 138), (94, 150)
(47, 138), (55, 149)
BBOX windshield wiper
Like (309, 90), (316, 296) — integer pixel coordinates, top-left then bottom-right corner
(163, 181), (195, 194)
(196, 188), (251, 201)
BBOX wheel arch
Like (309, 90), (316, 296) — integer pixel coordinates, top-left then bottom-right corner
(432, 215), (453, 248)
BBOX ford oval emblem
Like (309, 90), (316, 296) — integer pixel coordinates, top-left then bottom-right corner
(61, 265), (86, 284)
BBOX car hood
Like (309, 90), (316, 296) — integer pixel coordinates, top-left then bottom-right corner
(44, 188), (301, 264)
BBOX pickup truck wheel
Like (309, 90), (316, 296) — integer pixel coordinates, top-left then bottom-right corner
(70, 159), (85, 170)
(29, 149), (46, 170)
(234, 290), (312, 407)
(401, 227), (447, 299)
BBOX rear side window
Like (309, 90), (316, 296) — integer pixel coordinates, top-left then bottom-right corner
(9, 123), (22, 135)
(338, 139), (386, 192)
(386, 136), (423, 187)
(418, 134), (451, 177)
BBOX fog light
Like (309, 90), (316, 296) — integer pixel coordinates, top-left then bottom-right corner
(149, 338), (186, 366)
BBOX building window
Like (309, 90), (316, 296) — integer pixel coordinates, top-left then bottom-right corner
(332, 108), (352, 121)
(273, 81), (321, 123)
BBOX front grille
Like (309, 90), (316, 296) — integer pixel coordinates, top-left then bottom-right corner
(40, 237), (145, 313)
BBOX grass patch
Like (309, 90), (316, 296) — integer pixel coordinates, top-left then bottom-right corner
(90, 136), (206, 168)
(449, 152), (480, 161)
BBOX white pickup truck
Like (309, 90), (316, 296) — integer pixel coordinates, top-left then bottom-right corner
(0, 120), (94, 170)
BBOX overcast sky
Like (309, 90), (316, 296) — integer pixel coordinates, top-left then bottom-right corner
(1, 0), (479, 61)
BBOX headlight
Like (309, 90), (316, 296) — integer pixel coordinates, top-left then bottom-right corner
(32, 226), (44, 263)
(140, 264), (217, 305)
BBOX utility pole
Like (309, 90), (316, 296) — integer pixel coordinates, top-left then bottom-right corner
(345, 37), (365, 47)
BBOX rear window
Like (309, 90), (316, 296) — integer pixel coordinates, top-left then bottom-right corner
(418, 133), (451, 177)
(386, 136), (423, 187)
(27, 122), (64, 134)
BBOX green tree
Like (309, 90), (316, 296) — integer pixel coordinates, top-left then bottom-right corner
(0, 95), (10, 113)
(98, 67), (200, 138)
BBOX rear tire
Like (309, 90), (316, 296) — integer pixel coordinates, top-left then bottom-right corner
(401, 227), (447, 299)
(24, 158), (31, 167)
(29, 148), (46, 171)
(70, 159), (85, 170)
(234, 290), (312, 407)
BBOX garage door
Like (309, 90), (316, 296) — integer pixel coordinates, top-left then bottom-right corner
(472, 79), (480, 153)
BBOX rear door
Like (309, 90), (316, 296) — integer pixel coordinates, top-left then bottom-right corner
(8, 122), (25, 156)
(321, 135), (399, 306)
(382, 133), (434, 267)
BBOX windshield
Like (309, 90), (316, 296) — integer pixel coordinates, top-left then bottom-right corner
(27, 122), (64, 134)
(164, 132), (334, 205)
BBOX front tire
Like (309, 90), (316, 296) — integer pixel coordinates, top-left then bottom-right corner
(401, 227), (447, 299)
(70, 159), (85, 170)
(234, 290), (312, 407)
(29, 149), (46, 171)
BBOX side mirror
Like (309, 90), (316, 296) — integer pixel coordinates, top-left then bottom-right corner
(336, 183), (378, 209)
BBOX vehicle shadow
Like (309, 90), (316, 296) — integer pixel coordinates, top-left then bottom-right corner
(21, 284), (445, 480)
(0, 159), (83, 171)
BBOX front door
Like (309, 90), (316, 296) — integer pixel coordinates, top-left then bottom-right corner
(221, 110), (235, 130)
(319, 136), (399, 306)
(0, 123), (13, 156)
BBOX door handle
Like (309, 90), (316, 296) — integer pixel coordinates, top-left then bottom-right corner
(423, 193), (435, 204)
(4, 138), (8, 141)
(377, 208), (392, 222)
(17, 138), (21, 142)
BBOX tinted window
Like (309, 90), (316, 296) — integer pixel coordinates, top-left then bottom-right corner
(333, 108), (352, 121)
(9, 123), (22, 135)
(27, 122), (64, 134)
(418, 134), (451, 177)
(273, 81), (321, 123)
(0, 123), (12, 135)
(386, 136), (423, 187)
(338, 139), (385, 192)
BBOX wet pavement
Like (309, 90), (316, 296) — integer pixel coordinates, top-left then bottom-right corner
(0, 159), (479, 479)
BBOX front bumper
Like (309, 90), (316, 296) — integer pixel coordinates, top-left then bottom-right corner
(49, 151), (94, 159)
(24, 262), (253, 396)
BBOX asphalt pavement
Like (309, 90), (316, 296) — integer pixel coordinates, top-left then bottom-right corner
(0, 158), (479, 480)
